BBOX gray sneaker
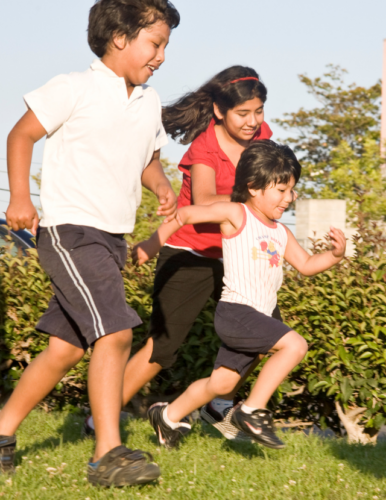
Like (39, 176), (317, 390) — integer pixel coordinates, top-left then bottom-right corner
(200, 403), (253, 442)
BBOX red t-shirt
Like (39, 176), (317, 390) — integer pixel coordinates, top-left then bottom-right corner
(166, 119), (273, 259)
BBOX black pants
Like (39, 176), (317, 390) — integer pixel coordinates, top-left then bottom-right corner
(148, 246), (282, 368)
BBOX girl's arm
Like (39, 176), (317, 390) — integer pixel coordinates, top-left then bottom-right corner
(191, 164), (231, 205)
(284, 226), (346, 276)
(132, 202), (244, 265)
(6, 110), (47, 235)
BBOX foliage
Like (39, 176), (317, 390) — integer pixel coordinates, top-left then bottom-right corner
(274, 65), (385, 219)
(276, 218), (386, 435)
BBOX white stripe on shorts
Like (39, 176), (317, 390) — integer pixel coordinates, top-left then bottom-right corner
(48, 226), (106, 339)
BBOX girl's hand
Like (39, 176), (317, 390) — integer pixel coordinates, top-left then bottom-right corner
(156, 184), (178, 223)
(329, 227), (346, 258)
(6, 198), (39, 235)
(132, 239), (160, 265)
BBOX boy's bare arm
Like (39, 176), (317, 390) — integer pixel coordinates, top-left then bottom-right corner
(132, 202), (243, 265)
(6, 110), (46, 235)
(141, 149), (178, 222)
(284, 226), (346, 276)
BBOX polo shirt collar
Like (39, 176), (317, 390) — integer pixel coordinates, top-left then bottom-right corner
(90, 59), (144, 102)
(205, 119), (230, 161)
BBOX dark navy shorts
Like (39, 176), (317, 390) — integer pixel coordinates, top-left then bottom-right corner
(214, 301), (292, 377)
(36, 224), (142, 350)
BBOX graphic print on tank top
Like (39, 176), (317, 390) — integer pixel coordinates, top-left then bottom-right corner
(221, 204), (288, 316)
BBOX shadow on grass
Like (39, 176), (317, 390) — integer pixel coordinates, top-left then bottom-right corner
(198, 421), (267, 460)
(327, 438), (386, 479)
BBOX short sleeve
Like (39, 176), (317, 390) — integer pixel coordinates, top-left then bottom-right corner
(23, 74), (74, 136)
(155, 122), (168, 150)
(179, 137), (218, 173)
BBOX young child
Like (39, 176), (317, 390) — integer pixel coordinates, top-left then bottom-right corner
(0, 0), (180, 487)
(97, 66), (289, 444)
(132, 140), (346, 449)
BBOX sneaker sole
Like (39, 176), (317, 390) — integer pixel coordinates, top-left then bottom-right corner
(200, 407), (252, 442)
(88, 463), (161, 487)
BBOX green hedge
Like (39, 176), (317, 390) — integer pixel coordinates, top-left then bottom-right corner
(1, 220), (386, 437)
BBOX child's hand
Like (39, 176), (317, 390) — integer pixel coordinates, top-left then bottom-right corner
(156, 184), (178, 223)
(132, 239), (159, 265)
(329, 227), (346, 258)
(6, 198), (39, 236)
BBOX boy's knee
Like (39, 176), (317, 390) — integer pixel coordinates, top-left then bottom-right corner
(99, 329), (133, 352)
(209, 370), (239, 396)
(294, 334), (308, 359)
(47, 339), (84, 368)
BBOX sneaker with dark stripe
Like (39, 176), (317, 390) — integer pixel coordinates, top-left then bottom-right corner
(87, 446), (160, 487)
(231, 407), (285, 449)
(148, 403), (191, 449)
(0, 435), (16, 474)
(200, 403), (253, 442)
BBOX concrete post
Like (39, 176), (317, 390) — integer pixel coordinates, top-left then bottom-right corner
(295, 199), (356, 256)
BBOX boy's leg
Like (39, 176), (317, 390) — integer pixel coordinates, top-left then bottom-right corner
(88, 329), (132, 462)
(244, 330), (308, 409)
(0, 336), (84, 436)
(148, 367), (241, 449)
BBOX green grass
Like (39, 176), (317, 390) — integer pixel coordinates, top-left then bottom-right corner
(1, 410), (386, 499)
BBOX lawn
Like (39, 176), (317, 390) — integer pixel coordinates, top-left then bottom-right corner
(1, 410), (386, 500)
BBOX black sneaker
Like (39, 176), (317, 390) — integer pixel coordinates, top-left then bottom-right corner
(200, 403), (253, 442)
(87, 445), (160, 487)
(0, 435), (16, 474)
(231, 408), (285, 449)
(82, 416), (95, 439)
(148, 403), (191, 449)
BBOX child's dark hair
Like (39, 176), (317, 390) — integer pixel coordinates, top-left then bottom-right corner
(231, 140), (301, 203)
(88, 0), (180, 57)
(163, 66), (267, 145)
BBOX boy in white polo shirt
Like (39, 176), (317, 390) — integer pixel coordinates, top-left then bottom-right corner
(0, 0), (180, 487)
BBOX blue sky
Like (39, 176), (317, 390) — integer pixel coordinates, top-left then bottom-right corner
(0, 0), (385, 217)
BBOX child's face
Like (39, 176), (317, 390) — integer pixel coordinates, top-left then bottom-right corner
(214, 97), (264, 143)
(248, 176), (296, 221)
(117, 20), (170, 85)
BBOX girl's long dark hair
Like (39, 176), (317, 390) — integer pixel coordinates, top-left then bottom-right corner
(163, 66), (267, 145)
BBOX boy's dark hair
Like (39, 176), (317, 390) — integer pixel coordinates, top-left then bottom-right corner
(88, 0), (180, 57)
(231, 140), (301, 203)
(163, 66), (268, 145)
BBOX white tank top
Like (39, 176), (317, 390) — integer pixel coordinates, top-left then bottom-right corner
(221, 204), (288, 316)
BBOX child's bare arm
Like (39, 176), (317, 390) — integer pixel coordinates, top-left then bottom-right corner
(284, 226), (346, 276)
(132, 202), (243, 265)
(6, 110), (46, 235)
(141, 149), (177, 223)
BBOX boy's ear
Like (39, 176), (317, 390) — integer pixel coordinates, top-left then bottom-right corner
(213, 103), (224, 121)
(112, 33), (127, 51)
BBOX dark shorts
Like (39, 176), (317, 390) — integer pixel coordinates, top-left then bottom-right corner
(214, 301), (292, 377)
(36, 224), (142, 350)
(148, 246), (283, 369)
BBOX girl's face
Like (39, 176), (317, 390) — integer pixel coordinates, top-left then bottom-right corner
(247, 176), (296, 223)
(214, 97), (265, 143)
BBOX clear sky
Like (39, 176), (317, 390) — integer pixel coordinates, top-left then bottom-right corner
(0, 0), (385, 217)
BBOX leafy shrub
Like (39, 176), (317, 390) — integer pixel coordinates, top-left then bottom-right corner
(1, 216), (386, 441)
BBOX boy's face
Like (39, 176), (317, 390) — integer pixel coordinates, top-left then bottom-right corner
(249, 176), (296, 221)
(116, 20), (170, 86)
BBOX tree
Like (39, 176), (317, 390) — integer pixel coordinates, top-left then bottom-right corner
(274, 65), (385, 220)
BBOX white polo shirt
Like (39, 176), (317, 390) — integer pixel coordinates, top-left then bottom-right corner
(24, 59), (168, 234)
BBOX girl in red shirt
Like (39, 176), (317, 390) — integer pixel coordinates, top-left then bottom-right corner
(85, 66), (282, 441)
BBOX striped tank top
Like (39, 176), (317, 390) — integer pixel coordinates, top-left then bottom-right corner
(221, 203), (288, 316)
